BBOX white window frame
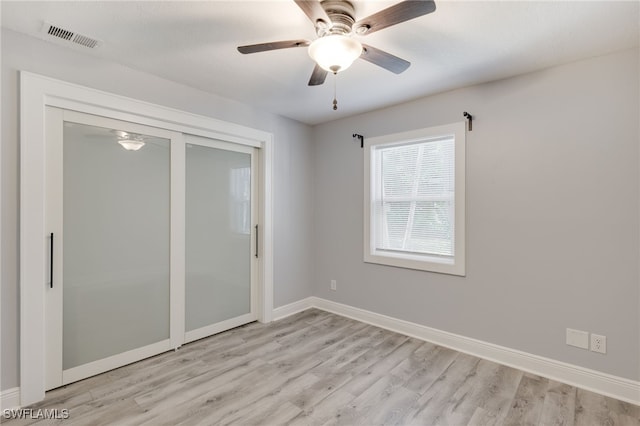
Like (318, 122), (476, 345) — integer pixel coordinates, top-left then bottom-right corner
(364, 122), (466, 276)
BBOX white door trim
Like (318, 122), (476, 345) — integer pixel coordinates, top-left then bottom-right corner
(20, 71), (274, 406)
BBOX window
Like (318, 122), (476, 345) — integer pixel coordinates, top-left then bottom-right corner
(364, 122), (465, 275)
(230, 166), (251, 235)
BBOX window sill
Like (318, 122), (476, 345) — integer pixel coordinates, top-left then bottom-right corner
(364, 251), (465, 276)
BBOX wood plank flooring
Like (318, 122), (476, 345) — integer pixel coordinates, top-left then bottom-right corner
(6, 309), (639, 425)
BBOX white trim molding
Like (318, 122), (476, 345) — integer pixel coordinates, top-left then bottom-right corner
(272, 297), (315, 321)
(0, 388), (20, 411)
(291, 297), (640, 406)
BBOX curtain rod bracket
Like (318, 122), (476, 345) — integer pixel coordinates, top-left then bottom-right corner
(353, 133), (364, 148)
(463, 112), (473, 131)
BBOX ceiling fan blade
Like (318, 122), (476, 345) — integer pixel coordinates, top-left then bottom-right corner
(294, 0), (331, 26)
(308, 64), (328, 86)
(237, 40), (310, 54)
(355, 0), (436, 35)
(360, 44), (411, 74)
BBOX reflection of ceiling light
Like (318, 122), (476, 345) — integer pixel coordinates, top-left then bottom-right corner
(118, 138), (145, 151)
(308, 35), (362, 73)
(114, 130), (145, 151)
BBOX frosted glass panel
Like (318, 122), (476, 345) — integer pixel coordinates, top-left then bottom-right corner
(63, 122), (170, 370)
(186, 143), (251, 331)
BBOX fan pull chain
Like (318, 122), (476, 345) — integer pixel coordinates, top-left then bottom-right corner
(332, 72), (338, 111)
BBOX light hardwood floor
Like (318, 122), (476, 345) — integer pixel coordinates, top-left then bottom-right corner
(6, 309), (639, 425)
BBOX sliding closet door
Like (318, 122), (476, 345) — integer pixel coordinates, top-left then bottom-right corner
(45, 108), (178, 389)
(184, 135), (256, 342)
(44, 109), (258, 390)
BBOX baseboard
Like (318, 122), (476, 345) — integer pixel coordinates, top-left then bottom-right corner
(272, 297), (315, 321)
(0, 387), (20, 410)
(299, 296), (640, 406)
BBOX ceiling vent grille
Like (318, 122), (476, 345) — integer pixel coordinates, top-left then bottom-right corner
(41, 22), (102, 49)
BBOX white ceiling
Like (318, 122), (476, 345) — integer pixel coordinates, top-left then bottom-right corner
(2, 1), (638, 125)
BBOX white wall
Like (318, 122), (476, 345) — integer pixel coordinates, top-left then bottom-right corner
(312, 48), (640, 381)
(0, 29), (315, 391)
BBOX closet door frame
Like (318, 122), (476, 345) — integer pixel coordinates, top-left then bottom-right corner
(20, 71), (274, 407)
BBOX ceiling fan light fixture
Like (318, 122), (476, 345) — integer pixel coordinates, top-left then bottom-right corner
(118, 138), (145, 151)
(308, 35), (362, 73)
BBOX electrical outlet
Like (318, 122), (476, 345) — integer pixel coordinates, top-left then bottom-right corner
(590, 334), (606, 354)
(566, 328), (589, 349)
(330, 279), (337, 291)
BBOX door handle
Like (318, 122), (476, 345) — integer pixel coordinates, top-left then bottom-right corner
(255, 225), (259, 258)
(49, 232), (54, 288)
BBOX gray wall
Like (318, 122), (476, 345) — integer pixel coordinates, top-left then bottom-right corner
(312, 48), (640, 381)
(0, 29), (315, 391)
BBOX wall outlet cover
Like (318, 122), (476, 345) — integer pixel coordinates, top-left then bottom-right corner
(566, 328), (589, 349)
(590, 334), (607, 354)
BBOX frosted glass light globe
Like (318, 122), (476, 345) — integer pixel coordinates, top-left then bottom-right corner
(308, 35), (362, 73)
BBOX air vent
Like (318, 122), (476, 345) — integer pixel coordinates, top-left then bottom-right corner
(40, 22), (102, 49)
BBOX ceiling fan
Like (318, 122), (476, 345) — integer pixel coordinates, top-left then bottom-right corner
(237, 0), (436, 86)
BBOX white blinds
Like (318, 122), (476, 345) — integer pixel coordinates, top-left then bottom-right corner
(373, 136), (455, 257)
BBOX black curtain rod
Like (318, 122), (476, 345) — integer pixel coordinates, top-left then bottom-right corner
(463, 112), (473, 131)
(353, 133), (364, 148)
